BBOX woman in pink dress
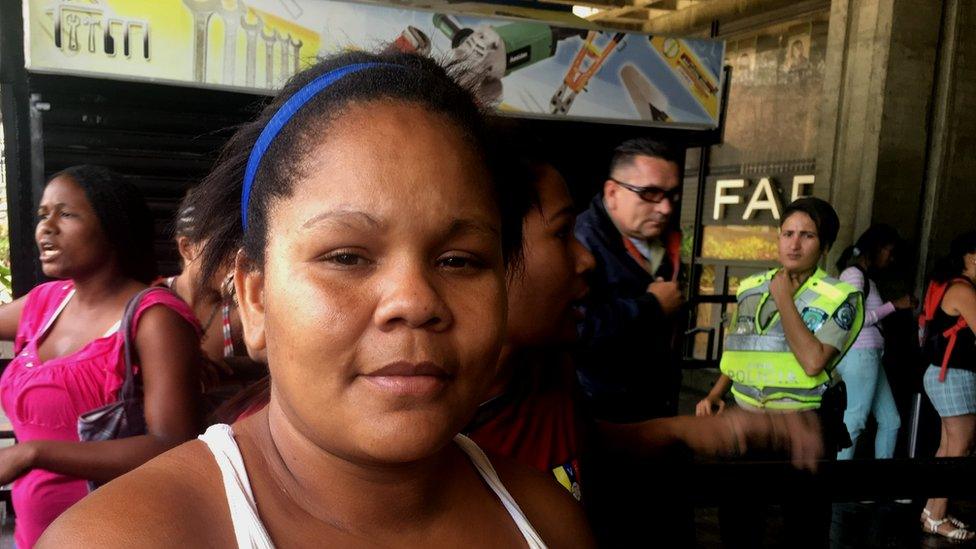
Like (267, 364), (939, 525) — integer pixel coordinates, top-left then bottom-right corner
(0, 165), (202, 547)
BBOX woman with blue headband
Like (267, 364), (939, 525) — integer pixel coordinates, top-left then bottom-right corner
(41, 52), (592, 547)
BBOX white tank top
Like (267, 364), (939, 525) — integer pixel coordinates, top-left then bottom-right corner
(198, 424), (547, 549)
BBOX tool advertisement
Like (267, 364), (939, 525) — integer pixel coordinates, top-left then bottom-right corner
(25, 0), (726, 128)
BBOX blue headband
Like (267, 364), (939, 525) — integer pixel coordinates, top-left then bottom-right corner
(241, 62), (395, 230)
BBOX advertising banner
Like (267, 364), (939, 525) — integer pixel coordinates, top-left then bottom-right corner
(25, 0), (726, 128)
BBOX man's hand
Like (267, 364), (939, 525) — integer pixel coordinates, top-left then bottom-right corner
(892, 294), (917, 310)
(675, 409), (823, 471)
(695, 395), (726, 417)
(647, 277), (684, 316)
(723, 409), (824, 472)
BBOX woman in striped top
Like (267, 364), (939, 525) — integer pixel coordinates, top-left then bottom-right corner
(834, 225), (915, 460)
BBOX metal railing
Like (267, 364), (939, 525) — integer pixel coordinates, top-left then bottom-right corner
(685, 456), (976, 504)
(683, 257), (774, 369)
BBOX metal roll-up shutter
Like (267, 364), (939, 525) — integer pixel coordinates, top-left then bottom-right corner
(27, 73), (264, 280)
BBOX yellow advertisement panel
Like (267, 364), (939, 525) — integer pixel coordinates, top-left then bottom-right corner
(649, 36), (720, 119)
(26, 0), (320, 92)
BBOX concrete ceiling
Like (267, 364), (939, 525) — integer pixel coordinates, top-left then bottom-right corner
(573, 0), (803, 34)
(570, 0), (713, 32)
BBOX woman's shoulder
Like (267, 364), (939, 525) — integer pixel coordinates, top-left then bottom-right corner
(736, 269), (775, 298)
(945, 278), (976, 304)
(838, 265), (863, 282)
(489, 451), (596, 548)
(24, 280), (74, 312)
(32, 279), (74, 295)
(38, 439), (234, 548)
(11, 281), (74, 345)
(132, 287), (202, 335)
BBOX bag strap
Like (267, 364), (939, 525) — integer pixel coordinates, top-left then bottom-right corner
(921, 278), (970, 326)
(939, 321), (968, 382)
(118, 287), (173, 400)
(920, 281), (941, 329)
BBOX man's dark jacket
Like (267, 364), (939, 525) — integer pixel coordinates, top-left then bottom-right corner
(573, 194), (682, 423)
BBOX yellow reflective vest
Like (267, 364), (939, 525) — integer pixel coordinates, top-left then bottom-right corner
(719, 268), (864, 411)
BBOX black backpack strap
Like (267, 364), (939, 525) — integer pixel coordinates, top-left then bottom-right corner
(118, 287), (175, 400)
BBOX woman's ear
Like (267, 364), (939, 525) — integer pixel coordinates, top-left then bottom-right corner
(603, 179), (618, 210)
(176, 236), (197, 263)
(234, 249), (267, 354)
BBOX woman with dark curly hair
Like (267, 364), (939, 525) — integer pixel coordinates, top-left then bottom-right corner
(0, 165), (202, 548)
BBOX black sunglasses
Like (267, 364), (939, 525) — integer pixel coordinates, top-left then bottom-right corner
(609, 177), (681, 204)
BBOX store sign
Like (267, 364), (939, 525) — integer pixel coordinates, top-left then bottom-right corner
(24, 0), (726, 128)
(707, 174), (814, 225)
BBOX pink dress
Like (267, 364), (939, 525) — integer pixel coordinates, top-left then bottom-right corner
(0, 281), (200, 548)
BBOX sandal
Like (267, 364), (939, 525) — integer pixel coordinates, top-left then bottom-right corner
(922, 508), (971, 530)
(923, 514), (975, 541)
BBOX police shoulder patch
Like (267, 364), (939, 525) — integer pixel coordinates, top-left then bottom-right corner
(833, 302), (856, 331)
(801, 307), (829, 332)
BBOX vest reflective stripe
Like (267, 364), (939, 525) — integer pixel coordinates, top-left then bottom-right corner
(731, 387), (821, 411)
(731, 382), (827, 410)
(724, 334), (790, 352)
(720, 268), (864, 410)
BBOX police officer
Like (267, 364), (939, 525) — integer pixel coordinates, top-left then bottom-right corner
(696, 197), (864, 548)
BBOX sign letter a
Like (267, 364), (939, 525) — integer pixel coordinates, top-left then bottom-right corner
(743, 178), (782, 220)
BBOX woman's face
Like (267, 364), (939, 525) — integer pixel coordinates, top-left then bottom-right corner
(778, 211), (822, 273)
(239, 101), (506, 463)
(873, 244), (895, 270)
(964, 251), (976, 276)
(179, 236), (233, 298)
(506, 166), (594, 348)
(35, 175), (113, 280)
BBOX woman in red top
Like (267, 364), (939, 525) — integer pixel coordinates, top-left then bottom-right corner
(0, 166), (202, 547)
(161, 190), (267, 413)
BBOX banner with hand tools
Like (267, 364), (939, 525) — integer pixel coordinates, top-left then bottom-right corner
(25, 0), (726, 128)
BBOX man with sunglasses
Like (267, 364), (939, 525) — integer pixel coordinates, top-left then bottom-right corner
(573, 138), (692, 543)
(574, 137), (686, 423)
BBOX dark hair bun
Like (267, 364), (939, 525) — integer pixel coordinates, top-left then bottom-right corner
(782, 196), (840, 250)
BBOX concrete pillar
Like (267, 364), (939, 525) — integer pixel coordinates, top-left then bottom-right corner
(916, 0), (976, 289)
(816, 0), (942, 272)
